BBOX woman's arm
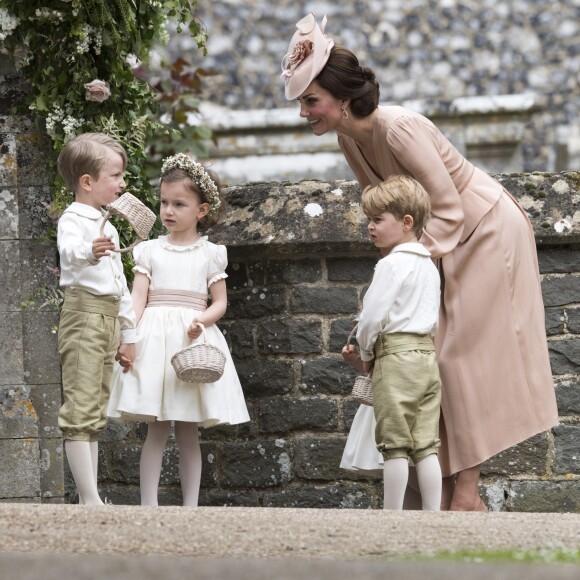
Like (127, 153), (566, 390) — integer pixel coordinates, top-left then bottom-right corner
(387, 115), (465, 257)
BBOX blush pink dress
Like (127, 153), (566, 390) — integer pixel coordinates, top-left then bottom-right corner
(339, 106), (558, 476)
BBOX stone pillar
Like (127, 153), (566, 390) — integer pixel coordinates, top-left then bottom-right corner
(0, 55), (64, 502)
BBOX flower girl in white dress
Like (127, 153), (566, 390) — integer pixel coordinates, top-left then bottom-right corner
(107, 154), (250, 506)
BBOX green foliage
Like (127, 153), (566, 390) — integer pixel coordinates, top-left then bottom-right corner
(143, 57), (217, 179)
(0, 0), (212, 277)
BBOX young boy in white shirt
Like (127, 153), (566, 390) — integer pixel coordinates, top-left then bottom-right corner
(342, 175), (442, 510)
(56, 133), (136, 505)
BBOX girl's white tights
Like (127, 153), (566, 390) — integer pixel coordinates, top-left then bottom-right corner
(383, 454), (442, 511)
(65, 440), (104, 506)
(140, 420), (201, 507)
(175, 422), (202, 506)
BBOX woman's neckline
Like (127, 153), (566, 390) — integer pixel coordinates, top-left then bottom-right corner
(342, 108), (378, 145)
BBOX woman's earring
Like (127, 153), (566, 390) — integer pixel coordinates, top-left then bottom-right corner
(342, 106), (349, 120)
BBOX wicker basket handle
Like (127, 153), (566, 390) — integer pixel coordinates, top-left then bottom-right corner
(99, 213), (143, 254)
(346, 322), (359, 346)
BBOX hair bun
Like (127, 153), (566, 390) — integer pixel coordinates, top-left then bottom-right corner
(361, 67), (376, 82)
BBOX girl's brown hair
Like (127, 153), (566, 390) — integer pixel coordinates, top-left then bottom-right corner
(160, 167), (226, 229)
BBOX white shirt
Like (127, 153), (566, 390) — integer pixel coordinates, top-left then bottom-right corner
(57, 202), (136, 343)
(357, 242), (440, 361)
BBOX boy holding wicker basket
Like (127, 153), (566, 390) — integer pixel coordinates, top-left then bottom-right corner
(341, 175), (442, 510)
(56, 133), (137, 505)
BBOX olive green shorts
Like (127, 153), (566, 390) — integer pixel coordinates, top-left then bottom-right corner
(372, 333), (441, 464)
(57, 288), (120, 442)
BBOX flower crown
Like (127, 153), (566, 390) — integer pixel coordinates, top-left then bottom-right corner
(160, 153), (221, 215)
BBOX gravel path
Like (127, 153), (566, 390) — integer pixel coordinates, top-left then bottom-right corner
(1, 504), (578, 559)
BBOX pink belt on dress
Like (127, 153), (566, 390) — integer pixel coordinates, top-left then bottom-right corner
(146, 289), (207, 311)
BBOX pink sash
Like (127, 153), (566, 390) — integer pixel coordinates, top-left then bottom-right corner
(146, 289), (207, 311)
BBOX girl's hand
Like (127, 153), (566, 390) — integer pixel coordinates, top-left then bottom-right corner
(187, 320), (204, 339)
(341, 344), (366, 373)
(115, 343), (135, 374)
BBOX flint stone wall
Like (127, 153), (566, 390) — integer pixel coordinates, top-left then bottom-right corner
(176, 0), (580, 176)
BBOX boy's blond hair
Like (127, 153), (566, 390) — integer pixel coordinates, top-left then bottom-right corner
(57, 133), (127, 193)
(361, 175), (431, 237)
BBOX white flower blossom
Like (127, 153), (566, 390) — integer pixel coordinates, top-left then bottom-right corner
(34, 8), (64, 22)
(75, 24), (91, 54)
(62, 115), (85, 137)
(0, 8), (21, 41)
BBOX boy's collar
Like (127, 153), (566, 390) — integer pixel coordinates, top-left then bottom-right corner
(63, 201), (105, 219)
(389, 242), (431, 257)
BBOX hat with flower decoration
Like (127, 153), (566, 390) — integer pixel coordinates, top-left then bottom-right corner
(281, 13), (335, 100)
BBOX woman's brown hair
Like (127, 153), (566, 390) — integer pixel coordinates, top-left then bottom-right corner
(315, 46), (380, 118)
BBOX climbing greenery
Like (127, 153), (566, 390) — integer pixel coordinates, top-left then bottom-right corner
(0, 0), (210, 261)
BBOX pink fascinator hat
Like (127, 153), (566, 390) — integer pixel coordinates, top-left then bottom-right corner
(281, 13), (335, 100)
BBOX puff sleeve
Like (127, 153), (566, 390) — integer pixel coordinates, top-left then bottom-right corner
(207, 243), (228, 287)
(132, 240), (153, 280)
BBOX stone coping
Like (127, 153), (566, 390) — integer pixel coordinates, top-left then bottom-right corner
(199, 93), (541, 132)
(211, 172), (580, 257)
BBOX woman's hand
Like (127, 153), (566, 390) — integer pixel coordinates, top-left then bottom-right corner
(187, 320), (204, 339)
(341, 344), (366, 373)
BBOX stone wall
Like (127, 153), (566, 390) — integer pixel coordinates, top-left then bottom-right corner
(94, 175), (580, 512)
(0, 56), (63, 503)
(173, 0), (580, 176)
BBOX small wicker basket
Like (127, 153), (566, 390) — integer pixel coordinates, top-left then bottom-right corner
(99, 192), (157, 253)
(171, 325), (226, 384)
(351, 374), (373, 407)
(347, 324), (373, 406)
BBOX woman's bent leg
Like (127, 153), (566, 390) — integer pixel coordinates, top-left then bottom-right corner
(441, 476), (455, 510)
(450, 464), (488, 511)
